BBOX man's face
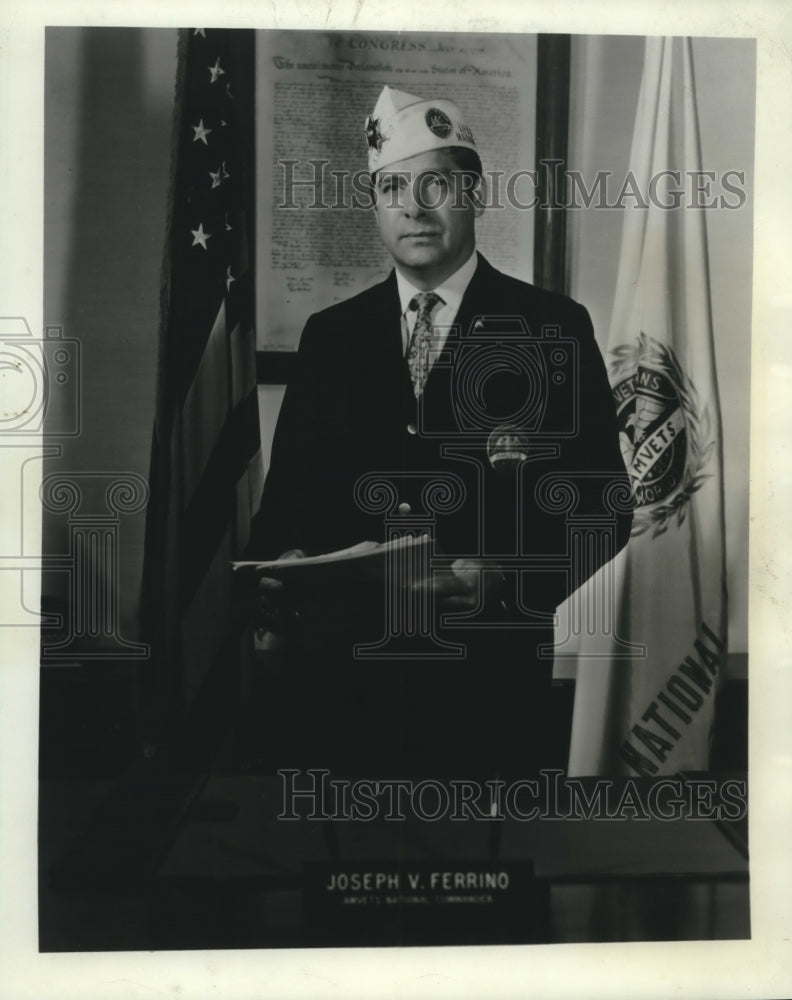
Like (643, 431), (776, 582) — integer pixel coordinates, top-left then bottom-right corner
(373, 148), (482, 289)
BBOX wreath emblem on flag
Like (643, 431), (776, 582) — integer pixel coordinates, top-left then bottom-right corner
(609, 332), (715, 538)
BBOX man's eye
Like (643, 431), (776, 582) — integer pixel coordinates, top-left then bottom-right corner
(419, 174), (447, 198)
(380, 176), (403, 194)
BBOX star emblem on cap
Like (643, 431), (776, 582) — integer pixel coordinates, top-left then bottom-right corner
(364, 115), (385, 152)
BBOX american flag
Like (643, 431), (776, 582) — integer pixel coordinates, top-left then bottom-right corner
(142, 28), (263, 722)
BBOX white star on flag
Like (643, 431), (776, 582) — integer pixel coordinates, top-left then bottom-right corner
(192, 119), (212, 145)
(222, 162), (230, 180)
(190, 223), (211, 249)
(226, 266), (236, 291)
(209, 167), (223, 189)
(194, 28), (206, 37)
(225, 213), (232, 232)
(209, 58), (226, 84)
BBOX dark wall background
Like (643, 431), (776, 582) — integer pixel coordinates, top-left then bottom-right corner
(43, 28), (178, 644)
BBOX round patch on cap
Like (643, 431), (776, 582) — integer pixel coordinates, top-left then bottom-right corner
(425, 107), (453, 138)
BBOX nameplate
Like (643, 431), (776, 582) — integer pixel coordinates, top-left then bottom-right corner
(302, 859), (547, 946)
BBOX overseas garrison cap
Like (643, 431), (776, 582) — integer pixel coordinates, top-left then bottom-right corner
(364, 85), (477, 172)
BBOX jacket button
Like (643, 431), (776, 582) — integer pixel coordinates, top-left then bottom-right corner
(398, 502), (411, 515)
(407, 422), (417, 435)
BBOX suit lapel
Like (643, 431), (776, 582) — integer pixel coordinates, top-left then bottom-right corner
(346, 273), (405, 450)
(421, 252), (503, 404)
(351, 255), (518, 406)
(451, 252), (511, 339)
(349, 271), (403, 369)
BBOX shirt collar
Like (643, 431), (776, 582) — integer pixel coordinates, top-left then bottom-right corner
(395, 250), (478, 317)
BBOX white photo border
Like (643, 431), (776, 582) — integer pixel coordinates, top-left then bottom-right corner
(1, 0), (789, 997)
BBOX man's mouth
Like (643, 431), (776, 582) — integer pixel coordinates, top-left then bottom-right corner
(402, 231), (440, 239)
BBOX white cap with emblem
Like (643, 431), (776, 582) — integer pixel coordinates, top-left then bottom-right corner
(364, 85), (477, 173)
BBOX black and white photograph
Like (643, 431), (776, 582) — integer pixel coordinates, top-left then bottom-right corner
(1, 1), (790, 997)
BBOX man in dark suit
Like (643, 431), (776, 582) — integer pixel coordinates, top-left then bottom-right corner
(247, 86), (632, 778)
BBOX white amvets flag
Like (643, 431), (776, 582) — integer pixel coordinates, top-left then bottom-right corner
(568, 37), (728, 776)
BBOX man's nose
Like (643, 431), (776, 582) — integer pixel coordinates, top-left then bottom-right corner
(402, 180), (427, 217)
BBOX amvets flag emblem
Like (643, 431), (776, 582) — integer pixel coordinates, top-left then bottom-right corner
(610, 331), (715, 539)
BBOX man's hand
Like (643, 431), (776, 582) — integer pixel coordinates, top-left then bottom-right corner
(256, 548), (305, 639)
(411, 559), (506, 614)
(256, 543), (382, 644)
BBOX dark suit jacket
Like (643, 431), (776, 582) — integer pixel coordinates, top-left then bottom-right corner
(248, 253), (632, 775)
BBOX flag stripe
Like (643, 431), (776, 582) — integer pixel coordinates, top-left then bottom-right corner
(180, 387), (260, 611)
(181, 525), (235, 699)
(182, 301), (230, 504)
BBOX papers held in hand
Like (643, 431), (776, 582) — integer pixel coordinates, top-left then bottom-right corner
(232, 534), (432, 586)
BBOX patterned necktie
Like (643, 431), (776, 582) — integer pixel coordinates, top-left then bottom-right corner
(406, 291), (443, 398)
